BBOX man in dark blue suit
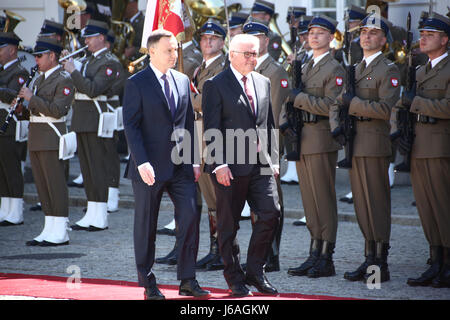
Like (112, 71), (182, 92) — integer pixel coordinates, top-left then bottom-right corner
(202, 34), (280, 297)
(123, 29), (209, 300)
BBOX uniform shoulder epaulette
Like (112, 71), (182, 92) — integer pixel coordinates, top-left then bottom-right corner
(105, 52), (120, 63)
(59, 70), (71, 78)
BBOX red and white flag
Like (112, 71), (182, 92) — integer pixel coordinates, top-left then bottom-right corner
(140, 0), (186, 51)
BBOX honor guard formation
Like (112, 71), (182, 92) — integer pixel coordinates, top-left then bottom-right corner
(0, 0), (448, 299)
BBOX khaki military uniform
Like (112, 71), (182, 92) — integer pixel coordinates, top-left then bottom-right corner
(128, 11), (145, 61)
(292, 53), (345, 242)
(408, 53), (450, 248)
(256, 53), (290, 262)
(268, 30), (282, 62)
(331, 52), (400, 243)
(191, 53), (226, 211)
(105, 56), (126, 189)
(70, 48), (121, 202)
(27, 67), (74, 217)
(182, 41), (203, 80)
(0, 60), (29, 199)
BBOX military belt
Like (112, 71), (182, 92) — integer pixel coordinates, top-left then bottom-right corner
(356, 116), (372, 121)
(301, 110), (328, 123)
(30, 115), (66, 123)
(75, 93), (109, 101)
(416, 114), (437, 124)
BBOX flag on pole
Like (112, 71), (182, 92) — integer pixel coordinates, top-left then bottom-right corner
(140, 0), (186, 53)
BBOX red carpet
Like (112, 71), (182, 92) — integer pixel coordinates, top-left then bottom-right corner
(0, 273), (357, 300)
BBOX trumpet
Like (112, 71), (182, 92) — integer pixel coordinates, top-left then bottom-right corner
(59, 45), (88, 62)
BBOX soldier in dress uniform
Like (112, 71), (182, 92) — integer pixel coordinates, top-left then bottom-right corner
(229, 12), (249, 38)
(0, 32), (29, 226)
(283, 16), (345, 278)
(181, 30), (202, 81)
(403, 13), (450, 289)
(105, 30), (126, 213)
(61, 19), (122, 231)
(190, 19), (227, 271)
(124, 0), (145, 62)
(281, 15), (313, 188)
(334, 5), (365, 67)
(243, 19), (290, 272)
(336, 6), (365, 205)
(250, 0), (282, 62)
(330, 14), (401, 283)
(17, 37), (75, 245)
(39, 20), (65, 42)
(286, 6), (306, 49)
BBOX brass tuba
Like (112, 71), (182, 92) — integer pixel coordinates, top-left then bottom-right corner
(184, 0), (241, 33)
(58, 0), (87, 51)
(111, 0), (136, 68)
(268, 13), (293, 65)
(3, 10), (26, 32)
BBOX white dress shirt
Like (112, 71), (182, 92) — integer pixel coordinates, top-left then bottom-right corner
(149, 62), (179, 107)
(2, 58), (19, 70)
(312, 51), (329, 67)
(362, 51), (383, 67)
(429, 51), (448, 69)
(230, 63), (258, 115)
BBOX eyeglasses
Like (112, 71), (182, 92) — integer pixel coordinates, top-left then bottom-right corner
(232, 51), (258, 59)
(35, 54), (43, 58)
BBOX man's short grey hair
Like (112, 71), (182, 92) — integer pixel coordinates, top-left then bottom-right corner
(229, 34), (259, 53)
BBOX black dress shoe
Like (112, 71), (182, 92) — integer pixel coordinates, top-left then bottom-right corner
(144, 286), (165, 300)
(156, 242), (178, 265)
(179, 279), (210, 297)
(39, 240), (69, 247)
(205, 255), (225, 271)
(293, 220), (306, 226)
(87, 226), (108, 232)
(68, 181), (84, 188)
(229, 283), (252, 297)
(0, 221), (23, 226)
(70, 224), (89, 231)
(30, 203), (42, 211)
(265, 256), (280, 273)
(26, 240), (42, 246)
(339, 196), (353, 204)
(245, 274), (278, 295)
(156, 227), (176, 236)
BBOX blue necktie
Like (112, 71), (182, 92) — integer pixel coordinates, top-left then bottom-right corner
(161, 74), (176, 119)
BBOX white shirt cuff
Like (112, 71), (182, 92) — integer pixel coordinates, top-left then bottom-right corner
(212, 164), (228, 174)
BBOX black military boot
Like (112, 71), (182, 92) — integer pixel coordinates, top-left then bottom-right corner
(287, 239), (322, 276)
(307, 241), (336, 278)
(364, 242), (390, 283)
(407, 246), (443, 287)
(431, 247), (450, 288)
(344, 240), (375, 281)
(196, 210), (222, 269)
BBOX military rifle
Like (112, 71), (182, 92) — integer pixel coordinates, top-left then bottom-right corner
(335, 12), (356, 169)
(391, 12), (416, 172)
(280, 36), (305, 161)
